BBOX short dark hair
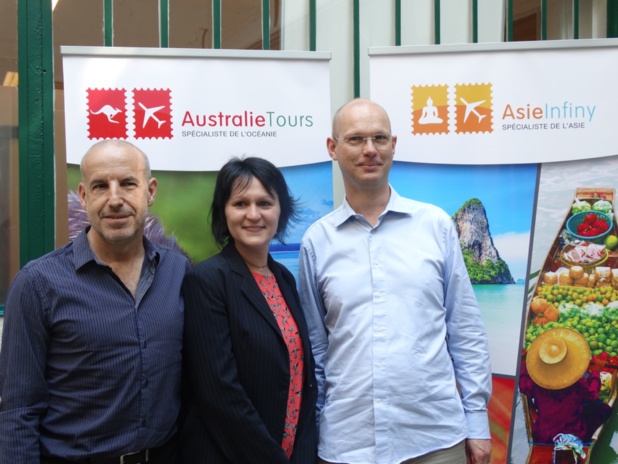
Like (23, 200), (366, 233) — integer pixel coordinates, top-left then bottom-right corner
(211, 156), (299, 246)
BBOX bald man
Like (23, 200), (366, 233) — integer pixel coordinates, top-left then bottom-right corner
(0, 140), (190, 463)
(299, 99), (492, 464)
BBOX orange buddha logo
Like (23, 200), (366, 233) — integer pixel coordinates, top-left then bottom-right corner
(411, 83), (493, 135)
(411, 85), (448, 135)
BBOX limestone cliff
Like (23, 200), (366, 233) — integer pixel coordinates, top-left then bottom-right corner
(452, 198), (515, 284)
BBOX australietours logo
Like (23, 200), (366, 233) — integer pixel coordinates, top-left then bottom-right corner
(180, 108), (315, 139)
(86, 88), (316, 140)
(87, 88), (172, 139)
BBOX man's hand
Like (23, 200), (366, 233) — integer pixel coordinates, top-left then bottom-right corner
(466, 438), (491, 464)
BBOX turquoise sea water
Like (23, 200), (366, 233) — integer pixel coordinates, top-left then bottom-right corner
(474, 283), (526, 377)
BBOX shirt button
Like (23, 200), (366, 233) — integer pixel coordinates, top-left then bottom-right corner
(376, 362), (383, 368)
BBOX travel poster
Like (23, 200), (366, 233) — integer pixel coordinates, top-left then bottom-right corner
(369, 39), (618, 463)
(61, 46), (333, 265)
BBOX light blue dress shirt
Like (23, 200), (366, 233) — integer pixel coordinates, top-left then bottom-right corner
(298, 187), (492, 464)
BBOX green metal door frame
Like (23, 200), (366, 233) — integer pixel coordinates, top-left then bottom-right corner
(6, 0), (55, 316)
(610, 1), (618, 37)
(17, 0), (55, 265)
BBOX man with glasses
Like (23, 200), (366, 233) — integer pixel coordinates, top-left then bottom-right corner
(298, 98), (492, 464)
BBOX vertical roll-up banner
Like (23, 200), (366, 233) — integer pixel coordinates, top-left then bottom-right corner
(370, 39), (618, 463)
(61, 46), (332, 276)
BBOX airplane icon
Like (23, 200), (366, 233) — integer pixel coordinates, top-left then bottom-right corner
(460, 98), (486, 123)
(138, 102), (166, 129)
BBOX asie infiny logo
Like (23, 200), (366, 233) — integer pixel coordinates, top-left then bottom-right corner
(87, 88), (172, 140)
(411, 83), (493, 135)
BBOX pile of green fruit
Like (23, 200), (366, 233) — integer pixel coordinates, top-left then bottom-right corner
(526, 285), (618, 359)
(535, 284), (618, 308)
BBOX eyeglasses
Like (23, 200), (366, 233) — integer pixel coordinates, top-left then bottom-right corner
(335, 134), (392, 148)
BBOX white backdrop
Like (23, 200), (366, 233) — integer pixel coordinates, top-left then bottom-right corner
(62, 47), (331, 170)
(370, 39), (618, 165)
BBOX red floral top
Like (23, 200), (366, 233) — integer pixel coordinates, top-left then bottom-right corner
(253, 272), (305, 459)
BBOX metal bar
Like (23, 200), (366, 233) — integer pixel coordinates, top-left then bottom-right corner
(17, 0), (55, 267)
(353, 0), (360, 97)
(472, 0), (478, 43)
(213, 0), (221, 49)
(507, 0), (513, 41)
(262, 0), (270, 50)
(608, 0), (618, 38)
(160, 0), (169, 47)
(61, 45), (329, 60)
(434, 0), (440, 44)
(104, 0), (113, 46)
(309, 0), (316, 51)
(541, 0), (547, 40)
(573, 0), (579, 39)
(395, 0), (402, 46)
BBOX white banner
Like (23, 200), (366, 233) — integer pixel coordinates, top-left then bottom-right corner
(62, 47), (331, 170)
(369, 39), (618, 165)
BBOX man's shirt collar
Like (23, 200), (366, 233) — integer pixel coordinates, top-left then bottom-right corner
(333, 186), (412, 227)
(73, 227), (159, 270)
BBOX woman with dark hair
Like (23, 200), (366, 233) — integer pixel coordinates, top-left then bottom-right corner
(180, 157), (317, 463)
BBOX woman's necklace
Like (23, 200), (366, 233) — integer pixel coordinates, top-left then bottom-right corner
(246, 260), (271, 275)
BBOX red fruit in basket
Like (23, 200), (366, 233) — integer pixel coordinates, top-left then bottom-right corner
(594, 219), (609, 232)
(575, 213), (610, 237)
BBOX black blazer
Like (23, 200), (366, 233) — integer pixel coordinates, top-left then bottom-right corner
(179, 243), (317, 464)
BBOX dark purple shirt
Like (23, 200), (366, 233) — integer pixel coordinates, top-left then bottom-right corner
(519, 362), (602, 444)
(0, 228), (189, 462)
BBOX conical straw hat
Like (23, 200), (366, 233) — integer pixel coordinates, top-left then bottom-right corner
(526, 327), (590, 390)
